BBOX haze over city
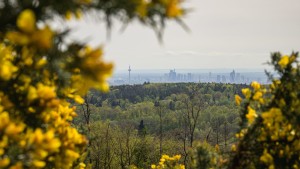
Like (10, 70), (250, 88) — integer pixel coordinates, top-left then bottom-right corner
(64, 0), (300, 72)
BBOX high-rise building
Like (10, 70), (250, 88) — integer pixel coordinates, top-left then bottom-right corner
(169, 69), (176, 81)
(217, 75), (221, 83)
(222, 75), (226, 83)
(230, 70), (236, 82)
(187, 73), (192, 81)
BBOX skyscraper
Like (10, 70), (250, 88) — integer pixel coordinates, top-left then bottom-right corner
(230, 70), (236, 83)
(169, 69), (176, 81)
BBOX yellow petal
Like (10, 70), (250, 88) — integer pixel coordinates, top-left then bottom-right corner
(65, 10), (72, 20)
(32, 26), (54, 49)
(6, 31), (30, 45)
(74, 95), (85, 104)
(253, 91), (262, 100)
(246, 106), (257, 124)
(278, 55), (289, 68)
(32, 160), (46, 168)
(251, 81), (261, 90)
(235, 95), (242, 105)
(166, 0), (182, 18)
(27, 86), (38, 102)
(0, 157), (10, 167)
(17, 9), (36, 33)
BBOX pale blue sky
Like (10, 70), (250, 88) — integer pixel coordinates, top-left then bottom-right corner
(65, 0), (300, 71)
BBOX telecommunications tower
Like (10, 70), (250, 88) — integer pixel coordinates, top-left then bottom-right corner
(128, 65), (131, 84)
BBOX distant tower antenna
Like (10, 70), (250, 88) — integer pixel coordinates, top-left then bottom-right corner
(128, 65), (131, 84)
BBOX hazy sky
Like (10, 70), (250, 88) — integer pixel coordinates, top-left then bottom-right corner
(66, 0), (300, 71)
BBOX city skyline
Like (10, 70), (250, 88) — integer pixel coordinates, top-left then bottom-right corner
(109, 68), (270, 85)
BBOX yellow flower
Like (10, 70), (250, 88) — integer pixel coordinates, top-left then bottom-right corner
(251, 81), (261, 90)
(258, 98), (265, 104)
(0, 61), (18, 81)
(32, 26), (54, 49)
(79, 162), (86, 168)
(46, 137), (61, 151)
(71, 46), (113, 94)
(27, 86), (38, 102)
(260, 149), (273, 165)
(136, 0), (148, 18)
(231, 144), (236, 152)
(5, 31), (30, 45)
(269, 165), (275, 169)
(242, 88), (251, 99)
(174, 154), (181, 160)
(17, 9), (36, 33)
(0, 136), (8, 149)
(35, 58), (47, 69)
(35, 149), (48, 158)
(0, 112), (10, 130)
(0, 157), (10, 168)
(5, 123), (25, 136)
(21, 47), (34, 66)
(246, 106), (257, 124)
(253, 91), (262, 100)
(215, 144), (220, 152)
(9, 162), (23, 169)
(37, 83), (56, 100)
(151, 164), (156, 169)
(74, 95), (85, 104)
(32, 160), (46, 168)
(75, 9), (83, 19)
(65, 10), (73, 20)
(99, 82), (110, 92)
(166, 0), (182, 18)
(235, 95), (242, 105)
(65, 149), (80, 159)
(31, 128), (44, 144)
(162, 154), (170, 160)
(278, 55), (289, 68)
(279, 98), (286, 107)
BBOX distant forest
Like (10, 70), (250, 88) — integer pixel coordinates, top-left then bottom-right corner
(74, 83), (248, 168)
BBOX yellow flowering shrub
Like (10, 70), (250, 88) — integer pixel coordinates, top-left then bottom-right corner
(0, 1), (184, 168)
(151, 154), (184, 169)
(230, 53), (300, 169)
(189, 142), (223, 169)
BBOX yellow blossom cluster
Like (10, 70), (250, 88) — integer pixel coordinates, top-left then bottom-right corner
(151, 154), (184, 169)
(0, 8), (112, 169)
(64, 0), (184, 21)
(68, 46), (113, 96)
(235, 81), (266, 125)
(231, 54), (300, 168)
(158, 0), (183, 18)
(6, 10), (54, 49)
(0, 45), (18, 81)
(65, 10), (83, 20)
(165, 0), (183, 18)
(278, 55), (289, 69)
(133, 0), (184, 19)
